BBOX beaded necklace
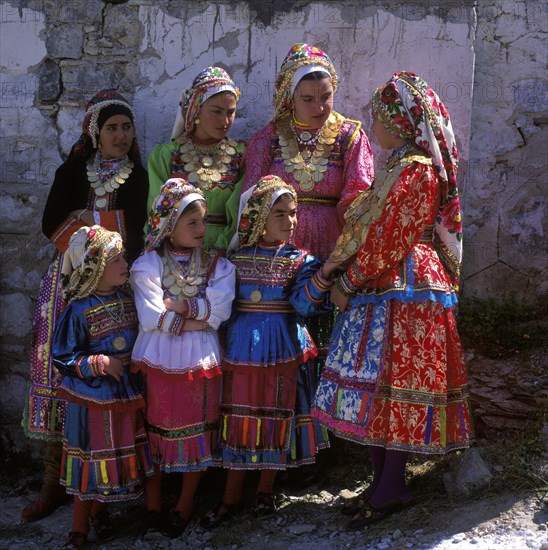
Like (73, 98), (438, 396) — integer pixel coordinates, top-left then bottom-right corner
(161, 245), (204, 298)
(87, 152), (134, 209)
(250, 242), (284, 303)
(91, 289), (127, 351)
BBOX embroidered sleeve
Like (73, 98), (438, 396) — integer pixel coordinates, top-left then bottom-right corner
(157, 310), (186, 335)
(290, 253), (334, 317)
(51, 303), (97, 378)
(130, 251), (187, 334)
(202, 257), (236, 330)
(50, 217), (86, 253)
(345, 163), (440, 289)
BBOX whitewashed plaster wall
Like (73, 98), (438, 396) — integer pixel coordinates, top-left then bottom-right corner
(0, 0), (545, 456)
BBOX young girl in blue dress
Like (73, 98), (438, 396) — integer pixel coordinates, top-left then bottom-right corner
(52, 225), (152, 548)
(200, 175), (337, 528)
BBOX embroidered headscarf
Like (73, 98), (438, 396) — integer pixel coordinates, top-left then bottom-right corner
(273, 42), (338, 122)
(234, 175), (297, 249)
(171, 66), (241, 140)
(145, 178), (206, 251)
(61, 225), (124, 302)
(70, 89), (140, 159)
(372, 71), (462, 280)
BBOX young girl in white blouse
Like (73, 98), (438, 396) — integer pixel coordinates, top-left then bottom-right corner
(130, 178), (236, 537)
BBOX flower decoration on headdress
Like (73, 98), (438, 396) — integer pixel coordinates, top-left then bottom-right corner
(372, 71), (462, 282)
(145, 178), (206, 250)
(273, 42), (338, 122)
(60, 225), (124, 302)
(171, 66), (241, 140)
(237, 175), (297, 248)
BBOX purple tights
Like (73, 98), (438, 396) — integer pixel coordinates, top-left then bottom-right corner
(368, 446), (413, 507)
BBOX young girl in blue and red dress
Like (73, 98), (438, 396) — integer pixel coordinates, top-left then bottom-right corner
(52, 225), (152, 548)
(130, 179), (236, 537)
(200, 175), (338, 528)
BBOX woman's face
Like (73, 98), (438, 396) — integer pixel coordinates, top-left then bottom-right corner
(98, 114), (134, 159)
(193, 91), (237, 144)
(170, 201), (207, 249)
(292, 77), (334, 129)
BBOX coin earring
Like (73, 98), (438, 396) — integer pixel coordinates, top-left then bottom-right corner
(195, 118), (200, 125)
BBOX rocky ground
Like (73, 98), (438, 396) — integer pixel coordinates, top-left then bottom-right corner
(1, 449), (547, 550)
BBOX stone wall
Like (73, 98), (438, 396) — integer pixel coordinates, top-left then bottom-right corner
(0, 0), (545, 457)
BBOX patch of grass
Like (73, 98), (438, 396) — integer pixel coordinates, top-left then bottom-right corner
(457, 296), (547, 358)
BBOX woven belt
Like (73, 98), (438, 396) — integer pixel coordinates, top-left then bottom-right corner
(418, 225), (434, 243)
(206, 213), (228, 226)
(236, 299), (294, 313)
(298, 196), (338, 206)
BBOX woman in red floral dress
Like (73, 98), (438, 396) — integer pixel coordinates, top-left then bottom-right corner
(312, 72), (473, 528)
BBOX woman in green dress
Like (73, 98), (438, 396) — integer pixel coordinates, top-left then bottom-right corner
(147, 67), (244, 253)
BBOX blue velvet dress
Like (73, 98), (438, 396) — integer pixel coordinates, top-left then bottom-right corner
(52, 288), (153, 501)
(219, 241), (332, 469)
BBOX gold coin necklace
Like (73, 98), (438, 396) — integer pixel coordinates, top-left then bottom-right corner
(250, 243), (283, 302)
(277, 112), (342, 192)
(87, 153), (134, 209)
(92, 290), (127, 351)
(175, 136), (238, 191)
(162, 246), (203, 299)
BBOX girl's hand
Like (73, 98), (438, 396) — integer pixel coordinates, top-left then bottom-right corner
(102, 355), (124, 381)
(183, 319), (209, 331)
(322, 259), (345, 280)
(330, 285), (351, 312)
(70, 209), (95, 226)
(164, 297), (188, 315)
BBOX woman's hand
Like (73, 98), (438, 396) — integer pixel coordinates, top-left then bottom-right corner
(322, 259), (345, 280)
(70, 209), (95, 226)
(330, 285), (351, 312)
(102, 355), (124, 381)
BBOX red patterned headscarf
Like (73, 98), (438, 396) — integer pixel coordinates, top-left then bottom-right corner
(372, 71), (462, 278)
(171, 66), (240, 140)
(273, 42), (338, 122)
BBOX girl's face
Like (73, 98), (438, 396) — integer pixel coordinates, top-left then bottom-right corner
(372, 116), (407, 150)
(193, 92), (237, 144)
(170, 201), (207, 249)
(292, 78), (334, 129)
(98, 114), (134, 159)
(263, 195), (297, 243)
(96, 252), (128, 291)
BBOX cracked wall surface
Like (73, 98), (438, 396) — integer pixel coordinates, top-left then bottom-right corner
(0, 0), (545, 456)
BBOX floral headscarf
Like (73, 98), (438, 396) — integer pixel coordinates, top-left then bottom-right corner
(236, 175), (297, 248)
(61, 225), (124, 302)
(70, 89), (140, 159)
(171, 66), (241, 140)
(273, 42), (338, 122)
(372, 71), (462, 278)
(145, 178), (205, 250)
